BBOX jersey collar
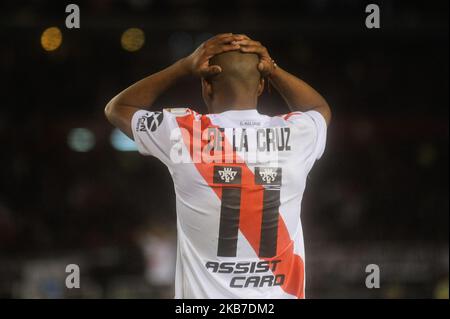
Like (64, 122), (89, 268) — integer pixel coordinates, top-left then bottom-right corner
(216, 109), (260, 118)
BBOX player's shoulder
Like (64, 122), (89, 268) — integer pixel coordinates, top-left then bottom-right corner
(274, 110), (326, 128)
(133, 107), (199, 133)
(271, 111), (306, 127)
(277, 111), (304, 120)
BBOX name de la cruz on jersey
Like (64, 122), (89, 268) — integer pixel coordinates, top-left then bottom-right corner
(170, 124), (292, 164)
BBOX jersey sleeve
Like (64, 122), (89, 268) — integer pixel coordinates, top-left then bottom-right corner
(284, 110), (328, 161)
(303, 110), (328, 160)
(131, 109), (176, 164)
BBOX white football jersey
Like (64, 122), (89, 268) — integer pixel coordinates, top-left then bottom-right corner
(131, 107), (327, 299)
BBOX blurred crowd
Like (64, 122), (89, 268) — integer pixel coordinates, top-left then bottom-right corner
(0, 0), (448, 298)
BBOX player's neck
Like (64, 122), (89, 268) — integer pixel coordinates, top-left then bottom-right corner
(209, 95), (258, 114)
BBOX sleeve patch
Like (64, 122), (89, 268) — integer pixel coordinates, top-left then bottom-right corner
(136, 111), (164, 132)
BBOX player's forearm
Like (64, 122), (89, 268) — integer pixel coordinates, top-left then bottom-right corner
(104, 58), (190, 138)
(107, 58), (190, 110)
(269, 66), (331, 124)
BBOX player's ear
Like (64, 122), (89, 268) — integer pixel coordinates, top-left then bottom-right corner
(257, 77), (265, 96)
(201, 78), (213, 98)
(201, 78), (214, 108)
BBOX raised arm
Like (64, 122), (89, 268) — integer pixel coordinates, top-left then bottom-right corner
(105, 33), (243, 139)
(235, 37), (332, 125)
(104, 59), (189, 139)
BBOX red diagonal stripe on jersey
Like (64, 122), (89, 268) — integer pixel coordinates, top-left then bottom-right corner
(176, 113), (304, 299)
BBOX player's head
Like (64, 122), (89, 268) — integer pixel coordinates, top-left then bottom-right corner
(201, 51), (264, 112)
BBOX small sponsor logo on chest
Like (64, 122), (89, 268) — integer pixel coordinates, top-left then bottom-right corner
(240, 120), (261, 126)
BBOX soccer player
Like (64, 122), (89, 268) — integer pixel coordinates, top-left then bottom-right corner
(105, 33), (331, 298)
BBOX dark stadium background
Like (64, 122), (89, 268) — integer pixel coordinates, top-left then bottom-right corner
(0, 0), (448, 298)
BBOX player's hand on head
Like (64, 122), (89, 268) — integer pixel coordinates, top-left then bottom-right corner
(233, 36), (277, 77)
(183, 33), (243, 78)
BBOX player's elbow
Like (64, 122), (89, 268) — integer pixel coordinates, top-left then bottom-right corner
(104, 99), (119, 124)
(320, 102), (332, 125)
(104, 99), (136, 140)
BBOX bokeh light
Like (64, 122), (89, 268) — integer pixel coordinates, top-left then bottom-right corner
(40, 27), (63, 51)
(67, 128), (95, 152)
(110, 128), (137, 151)
(121, 28), (145, 52)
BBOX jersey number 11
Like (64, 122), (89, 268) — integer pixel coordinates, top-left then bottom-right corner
(215, 166), (282, 258)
